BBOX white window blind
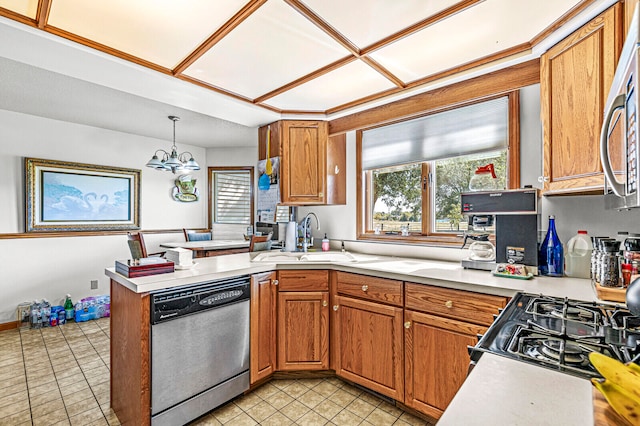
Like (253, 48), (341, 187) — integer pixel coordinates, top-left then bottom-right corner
(362, 96), (508, 170)
(213, 171), (251, 224)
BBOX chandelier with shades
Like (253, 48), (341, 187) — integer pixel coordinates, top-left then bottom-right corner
(146, 116), (200, 174)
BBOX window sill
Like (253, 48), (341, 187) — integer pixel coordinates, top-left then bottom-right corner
(357, 232), (466, 248)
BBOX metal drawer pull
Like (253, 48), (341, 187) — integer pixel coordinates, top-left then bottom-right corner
(362, 285), (369, 292)
(273, 280), (278, 286)
(445, 300), (453, 308)
(333, 305), (339, 311)
(404, 321), (411, 329)
(322, 300), (328, 307)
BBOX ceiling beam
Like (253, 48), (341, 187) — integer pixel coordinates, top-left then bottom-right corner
(173, 0), (267, 76)
(0, 6), (35, 26)
(283, 0), (361, 56)
(328, 58), (540, 135)
(530, 0), (598, 46)
(326, 42), (532, 115)
(35, 0), (51, 29)
(44, 26), (173, 75)
(253, 55), (356, 104)
(360, 57), (405, 88)
(360, 0), (485, 55)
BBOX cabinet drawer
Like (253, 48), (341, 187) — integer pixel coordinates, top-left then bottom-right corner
(335, 272), (403, 307)
(405, 283), (507, 326)
(277, 270), (329, 291)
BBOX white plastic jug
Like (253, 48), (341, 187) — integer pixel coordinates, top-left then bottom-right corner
(565, 230), (592, 278)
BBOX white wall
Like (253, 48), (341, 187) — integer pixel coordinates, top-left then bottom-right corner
(0, 109), (212, 322)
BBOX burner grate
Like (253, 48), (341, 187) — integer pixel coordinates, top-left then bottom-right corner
(506, 327), (613, 378)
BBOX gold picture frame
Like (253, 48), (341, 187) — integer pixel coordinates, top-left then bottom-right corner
(25, 157), (141, 232)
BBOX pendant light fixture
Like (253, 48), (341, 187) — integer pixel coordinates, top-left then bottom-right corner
(146, 116), (200, 174)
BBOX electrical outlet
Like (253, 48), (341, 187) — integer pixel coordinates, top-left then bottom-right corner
(90, 280), (98, 290)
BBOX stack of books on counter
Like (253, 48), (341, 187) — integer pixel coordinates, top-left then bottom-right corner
(164, 248), (194, 267)
(115, 258), (174, 278)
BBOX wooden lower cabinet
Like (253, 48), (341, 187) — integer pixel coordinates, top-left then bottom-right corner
(277, 290), (329, 370)
(333, 295), (404, 401)
(250, 271), (277, 384)
(404, 309), (486, 419)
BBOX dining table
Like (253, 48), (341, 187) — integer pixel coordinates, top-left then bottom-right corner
(160, 239), (250, 258)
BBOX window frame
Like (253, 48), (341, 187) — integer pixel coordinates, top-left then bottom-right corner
(207, 166), (254, 228)
(356, 91), (520, 245)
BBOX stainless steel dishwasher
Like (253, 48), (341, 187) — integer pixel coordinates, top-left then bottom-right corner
(150, 275), (250, 426)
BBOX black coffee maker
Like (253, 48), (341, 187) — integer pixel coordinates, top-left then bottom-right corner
(460, 189), (539, 272)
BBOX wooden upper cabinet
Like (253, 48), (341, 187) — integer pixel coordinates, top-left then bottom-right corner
(540, 4), (623, 195)
(258, 120), (345, 205)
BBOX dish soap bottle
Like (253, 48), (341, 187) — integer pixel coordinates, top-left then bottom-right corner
(322, 234), (330, 252)
(539, 215), (564, 277)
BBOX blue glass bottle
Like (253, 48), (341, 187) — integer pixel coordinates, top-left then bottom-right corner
(539, 215), (564, 276)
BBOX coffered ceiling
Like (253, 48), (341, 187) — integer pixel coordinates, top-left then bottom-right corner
(0, 0), (596, 121)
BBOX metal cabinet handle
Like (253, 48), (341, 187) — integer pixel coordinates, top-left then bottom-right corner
(404, 321), (411, 329)
(445, 300), (453, 308)
(333, 305), (339, 311)
(362, 285), (369, 292)
(322, 300), (328, 307)
(273, 280), (278, 286)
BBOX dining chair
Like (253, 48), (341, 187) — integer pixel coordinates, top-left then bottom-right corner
(127, 232), (164, 259)
(249, 233), (273, 252)
(183, 229), (213, 242)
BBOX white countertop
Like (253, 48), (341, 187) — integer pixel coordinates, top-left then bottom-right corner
(104, 251), (606, 424)
(438, 353), (593, 426)
(105, 251), (601, 302)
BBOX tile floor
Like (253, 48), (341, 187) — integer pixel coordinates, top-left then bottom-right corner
(0, 317), (116, 426)
(194, 377), (434, 426)
(0, 318), (434, 426)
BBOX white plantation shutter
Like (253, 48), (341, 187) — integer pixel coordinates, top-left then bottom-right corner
(213, 171), (251, 224)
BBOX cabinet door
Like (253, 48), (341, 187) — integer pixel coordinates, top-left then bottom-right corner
(277, 291), (329, 370)
(404, 310), (486, 419)
(250, 272), (277, 384)
(281, 121), (327, 204)
(540, 4), (622, 194)
(333, 295), (404, 401)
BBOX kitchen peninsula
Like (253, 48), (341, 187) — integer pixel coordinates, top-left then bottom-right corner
(106, 251), (601, 425)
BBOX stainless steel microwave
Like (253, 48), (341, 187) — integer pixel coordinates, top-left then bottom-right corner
(601, 6), (640, 210)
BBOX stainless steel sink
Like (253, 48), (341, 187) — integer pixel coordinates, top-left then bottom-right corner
(299, 252), (356, 262)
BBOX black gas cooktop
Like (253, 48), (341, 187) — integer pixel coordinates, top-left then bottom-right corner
(469, 292), (640, 379)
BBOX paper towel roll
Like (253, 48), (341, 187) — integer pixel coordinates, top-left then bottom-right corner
(285, 221), (297, 252)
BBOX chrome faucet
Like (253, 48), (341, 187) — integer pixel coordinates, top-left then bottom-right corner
(300, 212), (320, 252)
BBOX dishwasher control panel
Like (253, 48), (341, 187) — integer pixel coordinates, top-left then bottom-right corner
(150, 275), (250, 324)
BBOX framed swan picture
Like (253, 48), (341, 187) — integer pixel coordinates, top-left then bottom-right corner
(25, 158), (141, 232)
